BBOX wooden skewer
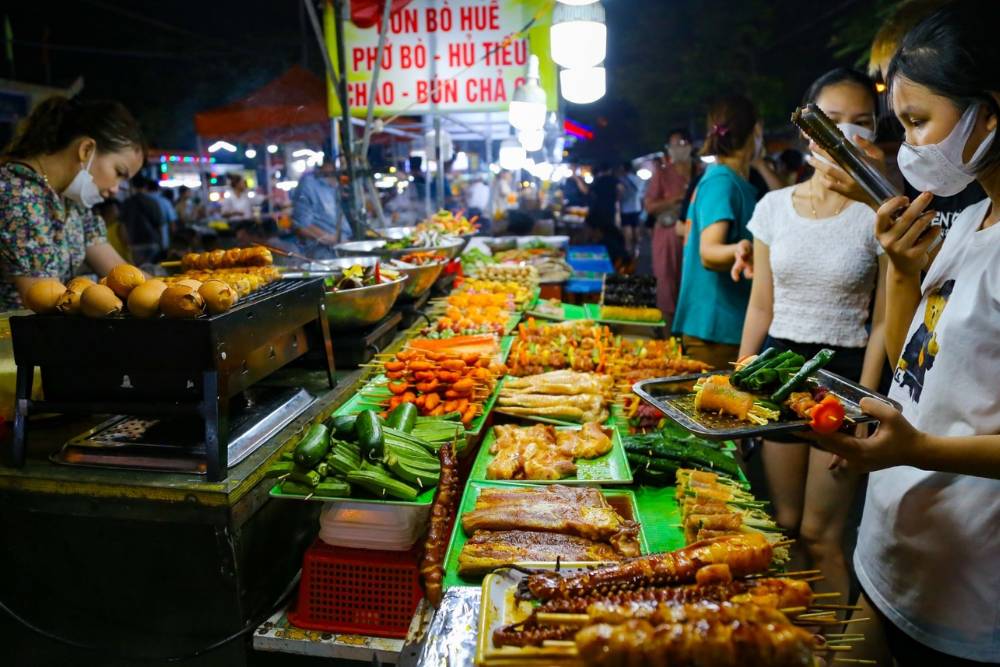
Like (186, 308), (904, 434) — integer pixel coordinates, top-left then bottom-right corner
(809, 617), (870, 626)
(773, 539), (796, 548)
(833, 659), (877, 664)
(823, 645), (855, 652)
(823, 636), (865, 644)
(825, 633), (864, 639)
(778, 606), (808, 614)
(812, 592), (842, 599)
(160, 260), (181, 268)
(812, 604), (863, 611)
(800, 575), (826, 583)
(541, 640), (577, 648)
(752, 569), (820, 578)
(796, 611), (838, 620)
(536, 612), (588, 627)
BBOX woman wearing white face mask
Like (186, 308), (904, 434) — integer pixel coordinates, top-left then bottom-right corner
(737, 68), (888, 605)
(810, 3), (1000, 665)
(0, 96), (145, 310)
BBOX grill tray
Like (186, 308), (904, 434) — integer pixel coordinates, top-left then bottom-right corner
(9, 278), (335, 480)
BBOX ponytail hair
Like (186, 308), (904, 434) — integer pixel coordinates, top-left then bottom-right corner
(3, 96), (146, 159)
(700, 95), (758, 158)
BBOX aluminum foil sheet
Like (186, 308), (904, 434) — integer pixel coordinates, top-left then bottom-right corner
(416, 587), (481, 666)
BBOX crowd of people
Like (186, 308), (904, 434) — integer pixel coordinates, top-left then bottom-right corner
(0, 1), (997, 664)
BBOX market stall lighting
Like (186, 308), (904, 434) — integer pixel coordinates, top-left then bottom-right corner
(159, 177), (203, 188)
(452, 151), (469, 171)
(517, 128), (545, 152)
(247, 191), (256, 199)
(560, 66), (606, 104)
(552, 164), (574, 181)
(291, 159), (307, 174)
(209, 192), (221, 202)
(583, 173), (594, 184)
(489, 163), (501, 174)
(267, 144), (279, 154)
(530, 161), (554, 181)
(556, 0), (600, 5)
(551, 2), (607, 69)
(637, 167), (653, 180)
(498, 137), (527, 171)
(275, 180), (299, 191)
(509, 55), (547, 131)
(208, 141), (237, 153)
(701, 155), (717, 164)
(245, 147), (257, 159)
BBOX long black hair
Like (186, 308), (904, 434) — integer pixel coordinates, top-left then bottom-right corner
(803, 67), (879, 115)
(3, 96), (146, 159)
(888, 0), (1000, 174)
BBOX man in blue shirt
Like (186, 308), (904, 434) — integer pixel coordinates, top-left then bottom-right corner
(291, 160), (352, 258)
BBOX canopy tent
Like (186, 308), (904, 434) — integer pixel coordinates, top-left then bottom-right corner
(348, 0), (413, 28)
(194, 65), (330, 144)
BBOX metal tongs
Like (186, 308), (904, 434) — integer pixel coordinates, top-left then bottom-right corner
(791, 103), (901, 205)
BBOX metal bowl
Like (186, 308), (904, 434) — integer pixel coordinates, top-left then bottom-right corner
(323, 274), (408, 330)
(396, 260), (446, 299)
(484, 236), (518, 252)
(335, 236), (464, 260)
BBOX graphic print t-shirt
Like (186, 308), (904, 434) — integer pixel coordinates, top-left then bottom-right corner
(854, 198), (1000, 662)
(904, 179), (987, 240)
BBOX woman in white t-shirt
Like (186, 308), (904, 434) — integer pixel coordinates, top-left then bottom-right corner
(814, 3), (1000, 664)
(738, 68), (887, 602)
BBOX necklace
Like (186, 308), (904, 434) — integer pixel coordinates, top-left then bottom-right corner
(32, 158), (54, 191)
(808, 178), (847, 218)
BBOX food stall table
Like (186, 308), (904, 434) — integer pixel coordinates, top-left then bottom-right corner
(565, 245), (614, 297)
(253, 599), (434, 664)
(0, 366), (363, 667)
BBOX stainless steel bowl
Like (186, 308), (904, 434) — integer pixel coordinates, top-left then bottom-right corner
(323, 274), (408, 330)
(484, 236), (518, 252)
(396, 260), (446, 299)
(335, 236), (464, 260)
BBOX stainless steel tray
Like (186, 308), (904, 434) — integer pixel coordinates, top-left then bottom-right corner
(632, 370), (900, 441)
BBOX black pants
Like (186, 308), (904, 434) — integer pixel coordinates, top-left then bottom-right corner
(862, 586), (998, 666)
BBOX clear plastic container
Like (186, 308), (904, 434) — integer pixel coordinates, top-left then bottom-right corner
(318, 501), (430, 550)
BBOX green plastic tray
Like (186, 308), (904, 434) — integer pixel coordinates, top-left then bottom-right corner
(268, 480), (435, 505)
(584, 302), (666, 327)
(468, 423), (632, 486)
(442, 481), (647, 589)
(524, 302), (588, 321)
(336, 372), (506, 439)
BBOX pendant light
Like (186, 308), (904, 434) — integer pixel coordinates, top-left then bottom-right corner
(498, 137), (526, 171)
(509, 55), (547, 131)
(551, 2), (606, 69)
(560, 66), (606, 104)
(517, 128), (545, 153)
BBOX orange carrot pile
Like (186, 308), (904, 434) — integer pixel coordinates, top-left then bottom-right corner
(382, 347), (508, 425)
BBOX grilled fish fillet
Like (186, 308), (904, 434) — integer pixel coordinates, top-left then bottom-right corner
(458, 530), (621, 575)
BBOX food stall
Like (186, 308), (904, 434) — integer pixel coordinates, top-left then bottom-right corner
(1, 230), (879, 665)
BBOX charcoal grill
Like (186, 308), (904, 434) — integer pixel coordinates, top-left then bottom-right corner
(9, 278), (335, 481)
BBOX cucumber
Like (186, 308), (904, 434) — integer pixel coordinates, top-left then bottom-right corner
(386, 455), (440, 489)
(293, 423), (330, 468)
(315, 480), (352, 497)
(346, 470), (419, 500)
(329, 414), (358, 439)
(265, 461), (295, 478)
(354, 410), (384, 458)
(386, 402), (418, 433)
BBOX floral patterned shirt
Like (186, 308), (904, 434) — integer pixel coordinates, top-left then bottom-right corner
(0, 161), (107, 311)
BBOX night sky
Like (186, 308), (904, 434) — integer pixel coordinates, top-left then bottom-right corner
(3, 0), (888, 157)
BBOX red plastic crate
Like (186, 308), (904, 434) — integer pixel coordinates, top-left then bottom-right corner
(288, 539), (423, 639)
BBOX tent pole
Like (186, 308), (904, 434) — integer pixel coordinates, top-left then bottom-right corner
(359, 0), (393, 160)
(434, 114), (445, 211)
(196, 136), (209, 212)
(332, 0), (362, 238)
(264, 146), (273, 218)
